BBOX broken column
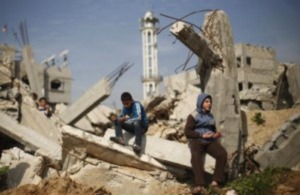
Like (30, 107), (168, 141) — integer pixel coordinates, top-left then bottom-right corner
(22, 45), (43, 98)
(59, 78), (111, 126)
(201, 10), (243, 155)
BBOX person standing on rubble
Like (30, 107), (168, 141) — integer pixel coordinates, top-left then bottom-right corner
(184, 93), (227, 194)
(38, 97), (52, 118)
(110, 92), (149, 154)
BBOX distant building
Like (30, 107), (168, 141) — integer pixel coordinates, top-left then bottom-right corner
(235, 43), (278, 91)
(0, 44), (72, 105)
(140, 11), (162, 100)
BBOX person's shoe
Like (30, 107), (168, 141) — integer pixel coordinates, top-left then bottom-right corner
(131, 144), (141, 154)
(109, 137), (125, 146)
(191, 186), (206, 195)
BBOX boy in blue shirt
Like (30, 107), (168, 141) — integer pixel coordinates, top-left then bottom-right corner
(110, 92), (149, 153)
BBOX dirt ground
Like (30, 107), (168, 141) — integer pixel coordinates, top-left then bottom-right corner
(1, 171), (300, 195)
(0, 108), (299, 195)
(245, 107), (300, 147)
(0, 177), (112, 195)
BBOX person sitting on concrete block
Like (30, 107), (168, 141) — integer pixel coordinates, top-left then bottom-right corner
(110, 92), (149, 154)
(184, 93), (227, 194)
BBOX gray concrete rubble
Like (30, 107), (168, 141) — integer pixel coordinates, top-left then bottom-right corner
(1, 9), (300, 194)
(22, 45), (43, 98)
(170, 84), (201, 121)
(255, 113), (300, 169)
(56, 103), (114, 135)
(70, 163), (190, 195)
(170, 21), (222, 71)
(61, 125), (169, 172)
(59, 78), (111, 125)
(286, 64), (300, 108)
(20, 99), (62, 144)
(104, 129), (216, 173)
(0, 111), (61, 162)
(239, 86), (275, 110)
(1, 147), (44, 188)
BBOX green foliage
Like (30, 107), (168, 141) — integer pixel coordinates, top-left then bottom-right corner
(0, 166), (9, 176)
(251, 112), (266, 126)
(228, 168), (289, 195)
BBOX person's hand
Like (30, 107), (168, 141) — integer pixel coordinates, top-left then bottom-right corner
(109, 114), (117, 122)
(45, 105), (52, 112)
(202, 132), (214, 139)
(213, 132), (222, 138)
(118, 116), (127, 123)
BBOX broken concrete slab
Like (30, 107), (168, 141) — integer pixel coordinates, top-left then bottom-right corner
(0, 111), (61, 162)
(104, 129), (216, 173)
(59, 78), (111, 125)
(170, 21), (222, 69)
(169, 84), (201, 121)
(1, 147), (44, 188)
(287, 64), (300, 107)
(61, 125), (169, 172)
(20, 101), (62, 144)
(255, 113), (300, 169)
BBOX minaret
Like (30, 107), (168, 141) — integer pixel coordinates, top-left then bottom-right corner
(140, 11), (161, 99)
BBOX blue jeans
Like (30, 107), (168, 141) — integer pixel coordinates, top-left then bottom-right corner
(115, 120), (147, 146)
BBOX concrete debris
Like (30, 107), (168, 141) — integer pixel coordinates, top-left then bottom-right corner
(104, 129), (216, 173)
(255, 113), (300, 169)
(59, 78), (111, 126)
(0, 111), (61, 163)
(1, 9), (300, 194)
(1, 147), (44, 188)
(61, 125), (168, 172)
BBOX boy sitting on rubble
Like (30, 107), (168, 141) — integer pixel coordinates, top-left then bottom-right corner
(109, 92), (149, 154)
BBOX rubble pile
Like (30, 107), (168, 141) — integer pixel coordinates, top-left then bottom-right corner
(0, 73), (199, 194)
(1, 9), (300, 195)
(240, 63), (300, 110)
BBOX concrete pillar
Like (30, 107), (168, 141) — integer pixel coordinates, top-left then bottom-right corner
(201, 10), (242, 155)
(22, 46), (43, 98)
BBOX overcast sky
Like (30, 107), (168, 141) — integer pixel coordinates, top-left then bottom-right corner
(1, 0), (299, 108)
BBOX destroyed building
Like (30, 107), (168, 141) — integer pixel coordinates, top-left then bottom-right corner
(0, 22), (72, 107)
(1, 9), (300, 195)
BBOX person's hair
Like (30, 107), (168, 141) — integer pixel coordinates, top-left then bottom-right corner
(32, 93), (38, 100)
(121, 92), (133, 101)
(39, 97), (47, 102)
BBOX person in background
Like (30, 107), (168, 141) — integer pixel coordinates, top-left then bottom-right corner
(38, 97), (52, 118)
(31, 92), (39, 108)
(184, 93), (227, 194)
(110, 92), (149, 154)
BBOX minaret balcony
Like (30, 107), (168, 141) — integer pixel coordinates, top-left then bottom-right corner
(141, 75), (163, 83)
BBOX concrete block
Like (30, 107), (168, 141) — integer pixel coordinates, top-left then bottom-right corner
(274, 135), (287, 147)
(255, 128), (300, 169)
(104, 129), (216, 172)
(288, 113), (300, 124)
(60, 78), (111, 125)
(61, 125), (168, 172)
(0, 111), (61, 161)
